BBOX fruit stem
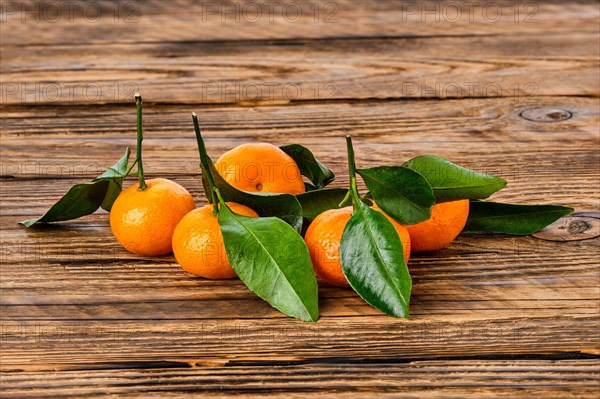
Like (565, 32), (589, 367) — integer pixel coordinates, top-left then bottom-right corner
(192, 112), (219, 215)
(134, 93), (148, 191)
(345, 135), (359, 204)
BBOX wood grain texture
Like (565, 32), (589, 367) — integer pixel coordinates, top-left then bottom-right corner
(1, 0), (599, 397)
(1, 0), (599, 46)
(2, 33), (598, 104)
(1, 361), (599, 398)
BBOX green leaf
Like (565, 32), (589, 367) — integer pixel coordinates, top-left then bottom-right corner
(20, 149), (131, 227)
(92, 148), (131, 182)
(219, 203), (319, 322)
(357, 166), (435, 224)
(280, 144), (335, 189)
(403, 155), (507, 202)
(464, 200), (574, 235)
(96, 148), (131, 211)
(296, 188), (349, 221)
(304, 182), (318, 191)
(100, 179), (125, 212)
(202, 159), (303, 232)
(340, 200), (411, 318)
(20, 181), (111, 227)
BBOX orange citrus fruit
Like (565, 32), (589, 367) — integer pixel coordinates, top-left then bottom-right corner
(372, 203), (411, 261)
(406, 199), (470, 252)
(215, 143), (305, 194)
(172, 202), (259, 279)
(304, 206), (411, 287)
(110, 178), (195, 256)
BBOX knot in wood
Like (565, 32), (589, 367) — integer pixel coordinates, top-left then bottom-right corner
(533, 212), (600, 242)
(519, 107), (572, 122)
(566, 220), (590, 234)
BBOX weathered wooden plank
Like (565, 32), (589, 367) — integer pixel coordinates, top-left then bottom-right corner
(1, 97), (597, 157)
(0, 360), (599, 398)
(2, 33), (598, 104)
(1, 0), (598, 46)
(0, 317), (598, 369)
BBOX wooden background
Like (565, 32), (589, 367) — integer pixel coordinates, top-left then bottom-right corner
(1, 0), (599, 397)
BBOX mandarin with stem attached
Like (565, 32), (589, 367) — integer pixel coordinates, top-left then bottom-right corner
(172, 202), (259, 279)
(110, 178), (195, 256)
(304, 206), (411, 287)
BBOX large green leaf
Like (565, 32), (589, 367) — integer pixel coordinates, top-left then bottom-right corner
(20, 149), (131, 227)
(357, 166), (435, 225)
(219, 203), (319, 322)
(202, 159), (303, 232)
(403, 155), (507, 202)
(296, 188), (349, 221)
(280, 144), (335, 189)
(340, 200), (411, 318)
(20, 181), (110, 227)
(465, 200), (574, 235)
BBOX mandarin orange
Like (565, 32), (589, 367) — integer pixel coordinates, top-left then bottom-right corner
(110, 178), (195, 256)
(215, 143), (305, 194)
(405, 199), (469, 252)
(304, 206), (411, 287)
(172, 202), (258, 279)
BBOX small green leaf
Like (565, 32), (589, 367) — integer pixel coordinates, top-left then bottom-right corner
(93, 148), (131, 182)
(20, 149), (131, 226)
(357, 166), (435, 224)
(465, 200), (574, 235)
(340, 200), (411, 318)
(219, 203), (319, 322)
(403, 155), (507, 202)
(280, 144), (335, 189)
(202, 160), (303, 232)
(100, 179), (125, 212)
(296, 188), (349, 221)
(96, 148), (131, 211)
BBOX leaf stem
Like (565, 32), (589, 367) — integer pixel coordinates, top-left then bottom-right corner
(345, 135), (360, 206)
(124, 158), (138, 177)
(192, 112), (219, 215)
(338, 189), (352, 208)
(134, 94), (147, 191)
